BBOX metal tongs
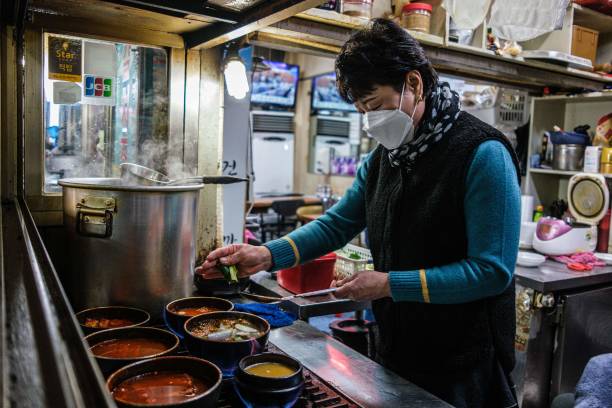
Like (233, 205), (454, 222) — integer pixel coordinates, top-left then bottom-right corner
(120, 163), (247, 186)
(240, 287), (338, 303)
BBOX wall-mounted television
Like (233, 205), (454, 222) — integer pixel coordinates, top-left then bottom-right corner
(311, 72), (357, 112)
(250, 60), (299, 108)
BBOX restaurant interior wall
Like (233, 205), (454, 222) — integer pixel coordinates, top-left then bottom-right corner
(285, 52), (355, 196)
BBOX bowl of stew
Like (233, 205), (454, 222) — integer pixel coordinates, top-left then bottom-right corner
(76, 306), (150, 335)
(107, 356), (223, 408)
(86, 327), (180, 377)
(183, 311), (270, 377)
(234, 353), (304, 408)
(164, 297), (233, 339)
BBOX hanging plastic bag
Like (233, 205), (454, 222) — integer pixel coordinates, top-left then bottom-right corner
(488, 0), (569, 42)
(443, 0), (491, 29)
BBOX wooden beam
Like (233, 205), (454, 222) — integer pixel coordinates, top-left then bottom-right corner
(251, 31), (340, 56)
(184, 0), (325, 50)
(29, 13), (185, 48)
(254, 15), (609, 91)
(104, 0), (240, 24)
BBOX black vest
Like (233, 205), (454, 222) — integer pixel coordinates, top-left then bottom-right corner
(365, 112), (520, 380)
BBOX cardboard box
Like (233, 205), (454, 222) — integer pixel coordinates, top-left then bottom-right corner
(572, 25), (599, 66)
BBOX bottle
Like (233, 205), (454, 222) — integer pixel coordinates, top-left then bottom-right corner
(597, 209), (611, 253)
(533, 205), (544, 222)
(540, 134), (548, 164)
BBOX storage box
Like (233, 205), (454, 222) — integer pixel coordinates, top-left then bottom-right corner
(277, 253), (337, 294)
(572, 25), (599, 65)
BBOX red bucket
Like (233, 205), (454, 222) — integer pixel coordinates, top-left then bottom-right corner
(277, 253), (337, 294)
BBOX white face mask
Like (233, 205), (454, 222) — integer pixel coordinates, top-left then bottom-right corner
(362, 83), (419, 150)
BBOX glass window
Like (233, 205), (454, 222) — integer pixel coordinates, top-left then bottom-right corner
(43, 33), (169, 193)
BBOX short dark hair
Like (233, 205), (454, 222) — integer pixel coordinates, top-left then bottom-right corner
(335, 18), (438, 103)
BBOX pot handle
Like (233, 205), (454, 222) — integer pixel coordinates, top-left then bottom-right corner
(76, 196), (115, 238)
(171, 176), (248, 185)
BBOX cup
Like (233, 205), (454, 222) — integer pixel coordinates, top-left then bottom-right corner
(584, 146), (602, 173)
(520, 221), (537, 249)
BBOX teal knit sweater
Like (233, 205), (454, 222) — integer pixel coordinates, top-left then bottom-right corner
(264, 140), (521, 304)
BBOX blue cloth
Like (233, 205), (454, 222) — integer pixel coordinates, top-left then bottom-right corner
(233, 303), (296, 328)
(575, 353), (612, 408)
(264, 140), (520, 304)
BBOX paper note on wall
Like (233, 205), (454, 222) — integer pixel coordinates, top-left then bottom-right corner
(53, 81), (82, 105)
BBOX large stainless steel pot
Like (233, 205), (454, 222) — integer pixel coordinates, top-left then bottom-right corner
(58, 178), (204, 318)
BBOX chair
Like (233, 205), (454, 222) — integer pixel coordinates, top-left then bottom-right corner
(260, 199), (304, 242)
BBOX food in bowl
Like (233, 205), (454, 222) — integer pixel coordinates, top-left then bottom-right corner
(164, 297), (234, 339)
(86, 327), (179, 377)
(189, 317), (263, 342)
(91, 338), (171, 359)
(245, 362), (296, 378)
(107, 356), (222, 408)
(76, 306), (150, 335)
(183, 312), (270, 377)
(175, 306), (219, 317)
(234, 353), (304, 407)
(83, 317), (135, 330)
(112, 371), (209, 405)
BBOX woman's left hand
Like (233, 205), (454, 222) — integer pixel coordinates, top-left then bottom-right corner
(332, 271), (391, 301)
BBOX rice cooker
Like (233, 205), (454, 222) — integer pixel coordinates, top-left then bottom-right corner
(533, 173), (609, 256)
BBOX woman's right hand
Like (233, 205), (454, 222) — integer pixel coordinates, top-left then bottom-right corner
(195, 244), (273, 279)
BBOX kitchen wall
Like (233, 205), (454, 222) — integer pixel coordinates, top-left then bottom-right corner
(285, 52), (355, 196)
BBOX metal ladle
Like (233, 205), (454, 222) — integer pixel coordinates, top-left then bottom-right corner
(120, 163), (248, 186)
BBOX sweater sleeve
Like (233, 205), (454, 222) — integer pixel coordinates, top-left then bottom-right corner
(263, 154), (371, 271)
(388, 140), (521, 304)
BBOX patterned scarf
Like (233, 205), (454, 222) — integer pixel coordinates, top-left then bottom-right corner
(388, 82), (461, 169)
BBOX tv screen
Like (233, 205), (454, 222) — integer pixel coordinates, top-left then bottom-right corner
(251, 61), (299, 107)
(311, 72), (357, 112)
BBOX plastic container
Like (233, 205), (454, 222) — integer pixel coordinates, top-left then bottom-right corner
(277, 253), (337, 294)
(334, 244), (372, 280)
(341, 0), (373, 19)
(401, 3), (433, 33)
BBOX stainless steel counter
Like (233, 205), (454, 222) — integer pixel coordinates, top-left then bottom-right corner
(249, 272), (370, 320)
(270, 320), (452, 408)
(515, 259), (612, 292)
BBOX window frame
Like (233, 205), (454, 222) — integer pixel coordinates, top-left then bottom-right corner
(24, 24), (186, 225)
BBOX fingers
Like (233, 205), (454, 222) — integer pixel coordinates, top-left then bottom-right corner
(195, 264), (224, 279)
(334, 281), (354, 299)
(205, 244), (242, 262)
(219, 250), (244, 266)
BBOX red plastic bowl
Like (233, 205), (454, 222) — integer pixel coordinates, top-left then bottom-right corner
(277, 253), (337, 294)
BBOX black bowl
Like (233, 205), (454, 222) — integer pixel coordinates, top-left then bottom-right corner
(234, 353), (304, 408)
(193, 274), (250, 296)
(85, 327), (179, 377)
(76, 306), (150, 335)
(107, 356), (223, 408)
(183, 311), (270, 377)
(164, 297), (234, 339)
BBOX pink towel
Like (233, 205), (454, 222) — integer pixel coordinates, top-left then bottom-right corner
(552, 252), (605, 271)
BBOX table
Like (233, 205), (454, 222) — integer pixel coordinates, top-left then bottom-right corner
(252, 195), (321, 211)
(515, 259), (612, 292)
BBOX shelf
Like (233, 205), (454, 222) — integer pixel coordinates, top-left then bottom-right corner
(529, 168), (612, 178)
(573, 3), (612, 34)
(257, 9), (612, 90)
(296, 8), (367, 29)
(447, 41), (495, 57)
